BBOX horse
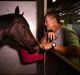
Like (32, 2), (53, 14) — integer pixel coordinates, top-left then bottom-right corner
(0, 6), (38, 53)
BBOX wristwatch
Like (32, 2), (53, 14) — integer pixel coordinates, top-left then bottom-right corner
(52, 43), (56, 47)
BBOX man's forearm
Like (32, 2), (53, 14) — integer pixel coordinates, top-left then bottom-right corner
(54, 45), (80, 58)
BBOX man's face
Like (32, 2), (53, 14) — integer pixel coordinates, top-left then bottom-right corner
(45, 15), (58, 32)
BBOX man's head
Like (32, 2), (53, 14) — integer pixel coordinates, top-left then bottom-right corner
(44, 10), (61, 32)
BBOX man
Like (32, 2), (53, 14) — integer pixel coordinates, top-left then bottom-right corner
(39, 10), (80, 65)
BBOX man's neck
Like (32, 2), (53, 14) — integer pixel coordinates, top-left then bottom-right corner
(52, 24), (61, 33)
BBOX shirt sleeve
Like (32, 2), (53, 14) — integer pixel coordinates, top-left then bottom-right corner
(64, 29), (80, 47)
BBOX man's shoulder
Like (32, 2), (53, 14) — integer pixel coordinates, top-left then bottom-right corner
(61, 26), (76, 34)
(61, 26), (79, 41)
(61, 26), (80, 46)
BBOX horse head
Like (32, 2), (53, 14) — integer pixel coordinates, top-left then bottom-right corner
(0, 6), (38, 53)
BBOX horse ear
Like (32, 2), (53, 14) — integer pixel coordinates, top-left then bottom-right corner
(21, 12), (24, 16)
(15, 6), (20, 14)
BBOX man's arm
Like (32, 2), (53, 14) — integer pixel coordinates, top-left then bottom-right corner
(39, 42), (80, 58)
(54, 45), (80, 58)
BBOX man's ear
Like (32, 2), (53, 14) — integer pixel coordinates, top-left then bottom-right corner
(15, 6), (20, 14)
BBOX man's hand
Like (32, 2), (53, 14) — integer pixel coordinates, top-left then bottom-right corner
(40, 42), (53, 51)
(48, 32), (57, 40)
